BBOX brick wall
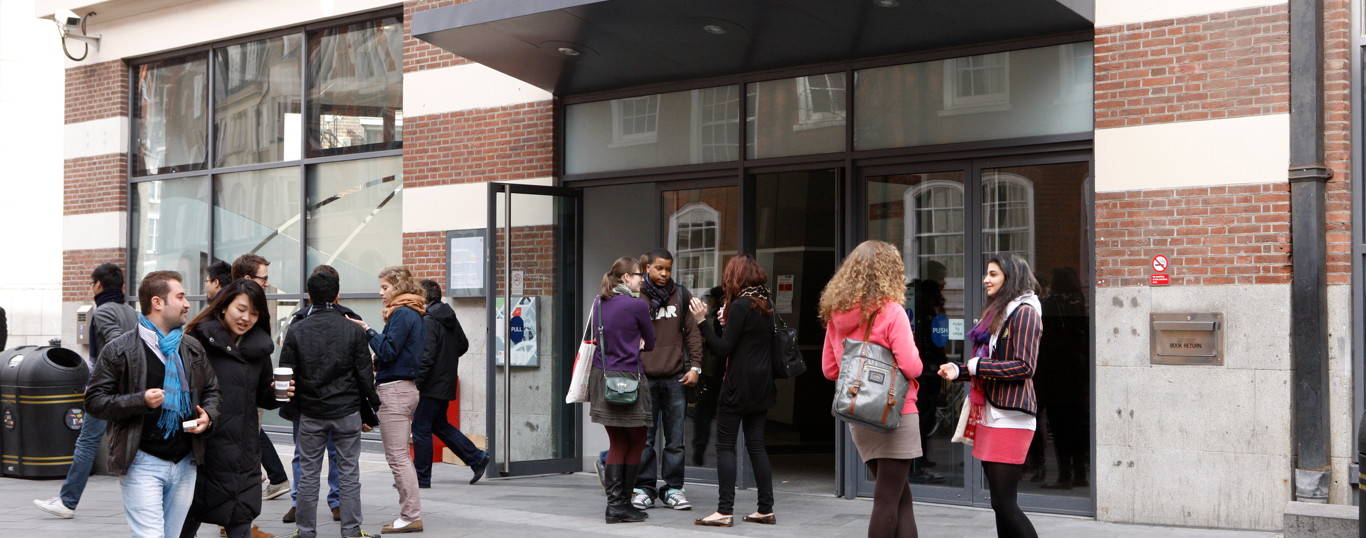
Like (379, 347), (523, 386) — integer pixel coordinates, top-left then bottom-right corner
(1324, 0), (1351, 284)
(403, 227), (561, 297)
(1095, 184), (1291, 287)
(1094, 4), (1289, 129)
(404, 0), (472, 73)
(65, 60), (128, 124)
(403, 102), (554, 188)
(403, 231), (448, 285)
(64, 154), (127, 215)
(63, 248), (127, 302)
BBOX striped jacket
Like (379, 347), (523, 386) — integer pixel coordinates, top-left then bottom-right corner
(957, 299), (1042, 415)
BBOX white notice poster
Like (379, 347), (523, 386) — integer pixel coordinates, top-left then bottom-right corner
(775, 274), (795, 314)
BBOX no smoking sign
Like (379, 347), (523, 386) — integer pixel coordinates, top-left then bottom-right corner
(1152, 255), (1169, 273)
(1150, 255), (1170, 286)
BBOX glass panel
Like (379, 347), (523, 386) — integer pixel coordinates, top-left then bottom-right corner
(754, 170), (840, 493)
(866, 170), (969, 490)
(306, 157), (402, 293)
(565, 85), (740, 174)
(134, 55), (208, 175)
(214, 167), (302, 294)
(132, 177), (210, 295)
(214, 33), (304, 167)
(747, 73), (846, 159)
(979, 162), (1092, 499)
(854, 43), (1093, 151)
(307, 17), (403, 156)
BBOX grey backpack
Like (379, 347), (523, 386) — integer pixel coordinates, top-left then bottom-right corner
(830, 329), (909, 432)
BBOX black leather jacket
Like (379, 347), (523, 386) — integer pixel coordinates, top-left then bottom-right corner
(84, 328), (221, 475)
(279, 306), (379, 422)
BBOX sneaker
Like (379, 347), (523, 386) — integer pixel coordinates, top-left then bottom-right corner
(381, 518), (424, 533)
(33, 497), (75, 519)
(661, 488), (692, 510)
(470, 454), (489, 485)
(277, 532), (300, 538)
(630, 489), (654, 510)
(263, 480), (290, 500)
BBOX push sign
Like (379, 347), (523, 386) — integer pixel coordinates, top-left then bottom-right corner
(930, 314), (950, 348)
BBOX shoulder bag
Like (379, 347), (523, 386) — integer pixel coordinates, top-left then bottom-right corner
(564, 298), (600, 404)
(771, 312), (806, 378)
(830, 324), (908, 432)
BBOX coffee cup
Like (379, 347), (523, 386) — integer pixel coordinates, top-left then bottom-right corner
(273, 367), (293, 402)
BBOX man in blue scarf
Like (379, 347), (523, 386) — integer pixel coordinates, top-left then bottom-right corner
(85, 270), (221, 538)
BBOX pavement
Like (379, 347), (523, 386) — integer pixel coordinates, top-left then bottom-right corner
(2, 442), (1282, 537)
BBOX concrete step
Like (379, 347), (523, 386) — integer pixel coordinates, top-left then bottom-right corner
(1283, 500), (1359, 538)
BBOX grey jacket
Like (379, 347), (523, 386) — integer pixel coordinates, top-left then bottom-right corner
(90, 302), (137, 368)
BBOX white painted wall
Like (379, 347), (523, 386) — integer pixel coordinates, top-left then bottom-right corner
(1095, 0), (1286, 27)
(1095, 114), (1290, 193)
(0, 0), (64, 349)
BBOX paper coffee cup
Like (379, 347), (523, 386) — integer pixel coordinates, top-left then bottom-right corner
(274, 367), (293, 402)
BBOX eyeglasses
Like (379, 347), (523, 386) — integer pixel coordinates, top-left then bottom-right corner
(629, 272), (645, 277)
(250, 274), (269, 284)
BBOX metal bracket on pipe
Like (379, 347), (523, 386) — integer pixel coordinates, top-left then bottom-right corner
(1289, 165), (1333, 183)
(1295, 467), (1331, 502)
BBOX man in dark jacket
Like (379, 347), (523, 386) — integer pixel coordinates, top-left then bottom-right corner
(412, 280), (488, 488)
(281, 269), (380, 538)
(84, 270), (220, 538)
(36, 263), (141, 519)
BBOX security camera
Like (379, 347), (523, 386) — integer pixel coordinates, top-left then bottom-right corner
(53, 9), (99, 61)
(55, 9), (81, 30)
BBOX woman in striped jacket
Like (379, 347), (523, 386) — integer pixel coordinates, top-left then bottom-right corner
(938, 253), (1042, 538)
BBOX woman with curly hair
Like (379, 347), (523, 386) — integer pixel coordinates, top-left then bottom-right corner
(350, 266), (428, 534)
(819, 240), (923, 538)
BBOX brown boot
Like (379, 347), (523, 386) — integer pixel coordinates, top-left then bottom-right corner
(332, 506), (341, 521)
(251, 526), (274, 538)
(381, 519), (424, 533)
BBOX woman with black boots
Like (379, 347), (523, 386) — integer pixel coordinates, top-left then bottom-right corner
(588, 256), (656, 523)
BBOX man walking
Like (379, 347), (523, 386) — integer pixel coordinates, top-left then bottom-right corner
(412, 280), (489, 488)
(205, 261), (232, 300)
(34, 263), (139, 518)
(84, 270), (219, 538)
(630, 249), (702, 511)
(280, 269), (380, 538)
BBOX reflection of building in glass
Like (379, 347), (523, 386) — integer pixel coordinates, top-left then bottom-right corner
(669, 203), (720, 290)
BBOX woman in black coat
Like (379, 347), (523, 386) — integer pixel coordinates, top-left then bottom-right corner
(180, 279), (290, 538)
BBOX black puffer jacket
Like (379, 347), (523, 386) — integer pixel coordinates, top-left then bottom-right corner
(280, 305), (379, 422)
(185, 319), (278, 527)
(416, 301), (468, 401)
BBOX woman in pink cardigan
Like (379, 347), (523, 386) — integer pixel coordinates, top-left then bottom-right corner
(820, 240), (923, 538)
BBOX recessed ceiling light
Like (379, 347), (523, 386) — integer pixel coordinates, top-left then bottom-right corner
(702, 24), (727, 35)
(875, 0), (900, 7)
(556, 47), (581, 56)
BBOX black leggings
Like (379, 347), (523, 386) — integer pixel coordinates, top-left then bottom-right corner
(604, 426), (647, 465)
(867, 459), (919, 538)
(982, 462), (1038, 538)
(715, 411), (773, 516)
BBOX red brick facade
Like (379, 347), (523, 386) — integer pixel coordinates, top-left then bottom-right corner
(1323, 0), (1352, 284)
(403, 227), (562, 297)
(404, 0), (472, 73)
(64, 154), (127, 215)
(1093, 4), (1289, 129)
(64, 60), (128, 125)
(63, 248), (127, 302)
(404, 231), (448, 284)
(402, 102), (554, 188)
(1095, 184), (1291, 288)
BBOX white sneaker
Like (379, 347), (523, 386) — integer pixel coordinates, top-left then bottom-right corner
(263, 480), (289, 500)
(630, 488), (654, 510)
(662, 488), (692, 510)
(33, 497), (74, 519)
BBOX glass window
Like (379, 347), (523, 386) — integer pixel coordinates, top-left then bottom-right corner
(307, 17), (403, 156)
(981, 172), (1034, 264)
(214, 168), (302, 294)
(214, 34), (304, 167)
(565, 85), (740, 174)
(132, 177), (210, 295)
(854, 43), (1093, 151)
(306, 157), (402, 293)
(747, 73), (846, 159)
(662, 187), (740, 294)
(134, 56), (208, 175)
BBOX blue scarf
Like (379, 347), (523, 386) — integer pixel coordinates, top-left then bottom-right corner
(138, 315), (192, 438)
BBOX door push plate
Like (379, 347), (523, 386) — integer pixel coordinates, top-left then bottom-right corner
(1150, 313), (1223, 366)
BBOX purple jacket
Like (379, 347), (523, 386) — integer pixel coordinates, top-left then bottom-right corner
(592, 294), (656, 372)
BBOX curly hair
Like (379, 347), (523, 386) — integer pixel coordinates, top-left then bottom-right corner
(377, 265), (424, 301)
(818, 240), (906, 328)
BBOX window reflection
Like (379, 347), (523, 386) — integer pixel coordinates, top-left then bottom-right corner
(214, 34), (303, 166)
(747, 73), (846, 159)
(134, 56), (208, 175)
(306, 157), (403, 293)
(307, 17), (403, 156)
(565, 85), (740, 174)
(214, 168), (303, 294)
(133, 178), (210, 294)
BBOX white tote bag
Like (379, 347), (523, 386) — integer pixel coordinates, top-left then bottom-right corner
(564, 298), (600, 404)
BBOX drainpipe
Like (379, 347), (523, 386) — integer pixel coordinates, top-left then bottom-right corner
(1289, 0), (1332, 502)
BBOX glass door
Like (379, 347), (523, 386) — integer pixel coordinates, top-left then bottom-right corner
(485, 183), (582, 477)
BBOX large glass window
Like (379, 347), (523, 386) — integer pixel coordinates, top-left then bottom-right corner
(307, 16), (404, 156)
(565, 85), (741, 174)
(134, 56), (208, 175)
(214, 168), (302, 294)
(306, 157), (403, 293)
(214, 34), (304, 167)
(854, 43), (1093, 150)
(747, 73), (847, 159)
(132, 177), (211, 295)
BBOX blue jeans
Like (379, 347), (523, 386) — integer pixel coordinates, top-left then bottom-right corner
(119, 450), (196, 538)
(412, 396), (486, 484)
(57, 414), (107, 509)
(635, 376), (687, 497)
(290, 419), (340, 509)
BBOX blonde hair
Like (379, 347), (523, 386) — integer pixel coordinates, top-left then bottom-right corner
(377, 265), (424, 301)
(818, 240), (906, 328)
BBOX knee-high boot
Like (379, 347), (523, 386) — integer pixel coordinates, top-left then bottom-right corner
(604, 464), (645, 523)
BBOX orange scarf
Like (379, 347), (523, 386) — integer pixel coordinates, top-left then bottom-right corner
(383, 293), (427, 322)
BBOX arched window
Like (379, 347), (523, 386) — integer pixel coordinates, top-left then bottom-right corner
(903, 180), (965, 282)
(668, 202), (721, 290)
(981, 171), (1034, 265)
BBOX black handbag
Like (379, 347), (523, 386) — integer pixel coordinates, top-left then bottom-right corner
(771, 312), (806, 378)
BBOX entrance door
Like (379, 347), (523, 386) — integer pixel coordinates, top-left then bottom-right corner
(859, 155), (1094, 515)
(485, 183), (582, 477)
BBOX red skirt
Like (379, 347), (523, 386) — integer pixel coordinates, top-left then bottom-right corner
(970, 410), (1034, 464)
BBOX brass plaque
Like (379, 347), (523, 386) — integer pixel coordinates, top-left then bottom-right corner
(1150, 313), (1223, 365)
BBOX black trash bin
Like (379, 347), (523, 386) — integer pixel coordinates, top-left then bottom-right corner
(0, 345), (89, 478)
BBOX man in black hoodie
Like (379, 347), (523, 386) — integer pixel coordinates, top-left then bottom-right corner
(412, 280), (489, 488)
